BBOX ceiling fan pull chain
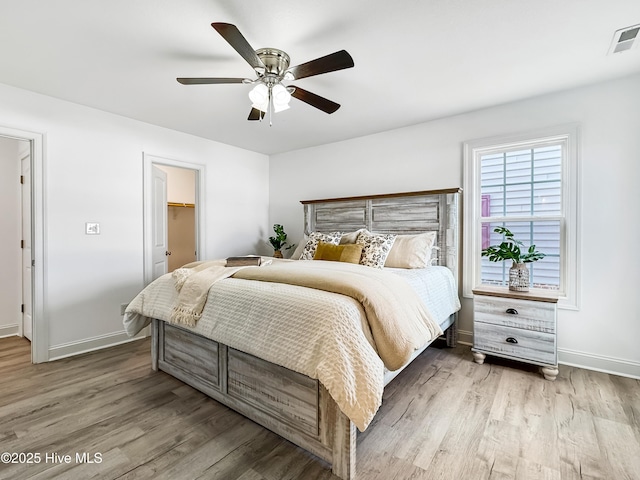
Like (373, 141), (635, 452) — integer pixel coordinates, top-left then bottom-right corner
(269, 86), (273, 126)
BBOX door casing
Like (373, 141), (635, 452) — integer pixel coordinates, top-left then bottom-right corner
(21, 149), (32, 340)
(142, 153), (206, 286)
(0, 126), (46, 363)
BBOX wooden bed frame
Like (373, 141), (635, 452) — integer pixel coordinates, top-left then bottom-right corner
(150, 188), (461, 479)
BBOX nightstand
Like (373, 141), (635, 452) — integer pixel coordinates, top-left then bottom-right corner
(472, 286), (559, 381)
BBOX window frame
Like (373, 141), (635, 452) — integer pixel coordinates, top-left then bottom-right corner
(463, 125), (580, 310)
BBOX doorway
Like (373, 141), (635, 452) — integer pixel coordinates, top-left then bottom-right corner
(155, 164), (197, 272)
(0, 127), (46, 363)
(0, 137), (29, 339)
(142, 153), (206, 286)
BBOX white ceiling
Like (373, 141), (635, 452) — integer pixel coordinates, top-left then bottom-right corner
(1, 0), (639, 155)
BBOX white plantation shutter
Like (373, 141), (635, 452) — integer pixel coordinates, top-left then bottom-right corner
(464, 126), (580, 309)
(479, 146), (562, 289)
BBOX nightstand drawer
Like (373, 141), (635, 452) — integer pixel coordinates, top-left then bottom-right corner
(474, 295), (555, 333)
(474, 322), (556, 365)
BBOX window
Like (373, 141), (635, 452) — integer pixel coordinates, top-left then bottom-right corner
(463, 125), (580, 309)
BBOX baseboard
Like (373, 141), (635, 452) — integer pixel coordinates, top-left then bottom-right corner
(45, 328), (639, 379)
(457, 329), (473, 346)
(460, 330), (638, 379)
(0, 324), (19, 338)
(558, 348), (640, 380)
(48, 326), (150, 361)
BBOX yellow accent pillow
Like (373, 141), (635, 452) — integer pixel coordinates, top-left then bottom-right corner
(313, 242), (363, 264)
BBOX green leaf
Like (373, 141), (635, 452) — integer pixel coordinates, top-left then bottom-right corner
(482, 226), (545, 264)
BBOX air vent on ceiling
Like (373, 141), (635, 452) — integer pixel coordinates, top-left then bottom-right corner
(608, 24), (640, 54)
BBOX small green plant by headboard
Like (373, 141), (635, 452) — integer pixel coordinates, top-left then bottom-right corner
(268, 224), (295, 252)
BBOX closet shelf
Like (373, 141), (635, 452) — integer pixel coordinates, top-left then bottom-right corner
(168, 202), (195, 208)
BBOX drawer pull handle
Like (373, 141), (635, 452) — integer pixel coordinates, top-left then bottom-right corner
(506, 337), (518, 344)
(506, 308), (519, 315)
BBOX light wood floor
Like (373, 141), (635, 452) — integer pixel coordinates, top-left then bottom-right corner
(1, 336), (639, 480)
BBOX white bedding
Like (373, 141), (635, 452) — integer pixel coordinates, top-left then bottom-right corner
(124, 264), (459, 431)
(389, 266), (461, 325)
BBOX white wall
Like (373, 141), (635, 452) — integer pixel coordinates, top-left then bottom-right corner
(2, 73), (638, 376)
(0, 137), (22, 337)
(0, 83), (269, 356)
(269, 73), (640, 378)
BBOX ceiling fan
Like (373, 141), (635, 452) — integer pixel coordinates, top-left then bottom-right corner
(177, 23), (354, 123)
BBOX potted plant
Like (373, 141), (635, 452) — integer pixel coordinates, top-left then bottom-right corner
(268, 224), (295, 258)
(481, 226), (546, 291)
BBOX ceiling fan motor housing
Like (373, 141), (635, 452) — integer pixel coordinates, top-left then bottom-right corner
(256, 48), (290, 80)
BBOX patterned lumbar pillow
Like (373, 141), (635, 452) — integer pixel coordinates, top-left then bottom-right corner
(299, 231), (342, 260)
(356, 231), (397, 268)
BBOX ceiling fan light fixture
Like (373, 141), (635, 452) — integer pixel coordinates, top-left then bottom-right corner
(272, 102), (290, 113)
(250, 83), (291, 114)
(272, 84), (291, 109)
(248, 83), (268, 105)
(252, 101), (269, 113)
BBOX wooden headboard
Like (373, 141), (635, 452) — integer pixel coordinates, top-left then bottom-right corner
(301, 188), (462, 285)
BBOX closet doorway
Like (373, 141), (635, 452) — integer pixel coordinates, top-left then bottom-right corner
(142, 153), (206, 286)
(155, 165), (197, 272)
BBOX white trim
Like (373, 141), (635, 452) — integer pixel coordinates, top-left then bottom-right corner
(559, 348), (640, 380)
(463, 334), (638, 378)
(48, 328), (149, 361)
(18, 150), (31, 339)
(0, 126), (47, 363)
(142, 153), (206, 286)
(0, 324), (20, 338)
(457, 329), (473, 346)
(462, 124), (580, 310)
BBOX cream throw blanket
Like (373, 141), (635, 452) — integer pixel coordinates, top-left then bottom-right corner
(170, 258), (272, 326)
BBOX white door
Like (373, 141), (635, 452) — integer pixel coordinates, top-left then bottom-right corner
(151, 166), (168, 280)
(21, 153), (32, 341)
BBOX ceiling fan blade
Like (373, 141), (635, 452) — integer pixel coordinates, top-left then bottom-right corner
(290, 86), (340, 114)
(211, 22), (266, 72)
(177, 77), (247, 85)
(286, 50), (354, 80)
(248, 107), (265, 121)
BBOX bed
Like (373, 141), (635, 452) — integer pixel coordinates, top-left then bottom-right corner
(123, 188), (461, 480)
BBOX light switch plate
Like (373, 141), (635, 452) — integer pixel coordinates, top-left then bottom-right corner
(85, 222), (100, 235)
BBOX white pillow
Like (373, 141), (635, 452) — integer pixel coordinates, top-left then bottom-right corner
(299, 231), (342, 260)
(384, 232), (437, 269)
(356, 231), (396, 268)
(290, 237), (307, 260)
(339, 228), (368, 244)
